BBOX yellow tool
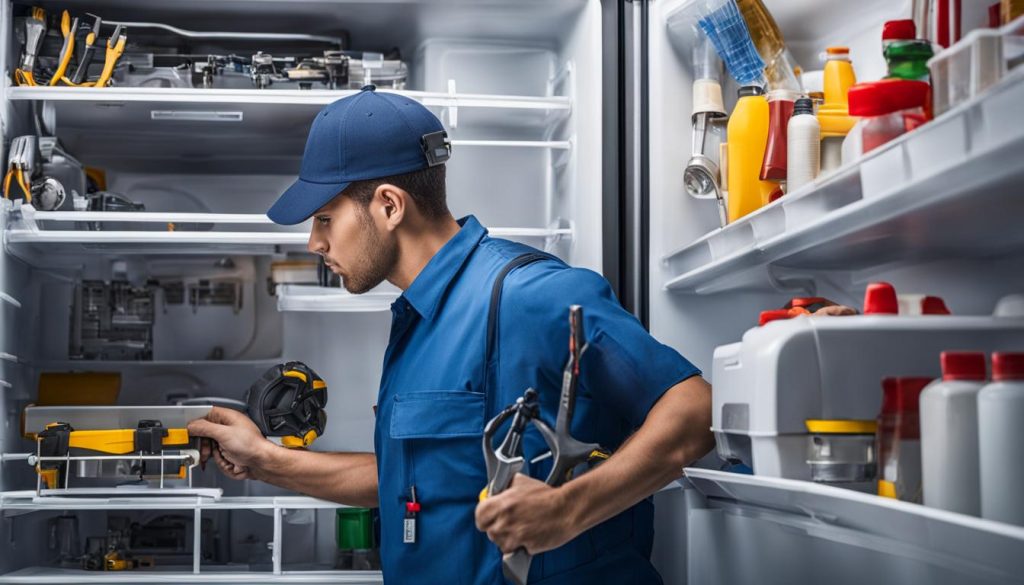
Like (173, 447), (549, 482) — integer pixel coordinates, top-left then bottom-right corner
(94, 24), (126, 87)
(14, 7), (47, 86)
(35, 420), (191, 489)
(49, 11), (79, 86)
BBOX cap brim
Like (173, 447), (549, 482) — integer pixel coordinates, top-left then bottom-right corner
(267, 177), (351, 225)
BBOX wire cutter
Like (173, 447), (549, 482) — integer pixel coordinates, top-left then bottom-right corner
(69, 14), (102, 84)
(481, 305), (609, 585)
(94, 23), (126, 87)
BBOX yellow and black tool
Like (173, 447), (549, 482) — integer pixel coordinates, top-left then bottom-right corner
(93, 24), (126, 87)
(49, 11), (79, 86)
(14, 7), (47, 86)
(35, 420), (191, 489)
(69, 14), (102, 85)
(246, 362), (328, 448)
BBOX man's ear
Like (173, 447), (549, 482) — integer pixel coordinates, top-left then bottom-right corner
(373, 183), (407, 231)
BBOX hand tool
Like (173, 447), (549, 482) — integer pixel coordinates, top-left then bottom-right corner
(14, 7), (47, 86)
(49, 11), (79, 85)
(481, 305), (610, 585)
(70, 14), (102, 84)
(94, 24), (127, 87)
(180, 361), (328, 448)
(34, 419), (193, 489)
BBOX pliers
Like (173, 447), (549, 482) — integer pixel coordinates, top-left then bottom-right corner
(94, 24), (127, 87)
(69, 14), (102, 85)
(481, 305), (609, 585)
(49, 11), (79, 86)
(14, 7), (47, 86)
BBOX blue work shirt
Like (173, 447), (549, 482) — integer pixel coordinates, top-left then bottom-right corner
(373, 216), (700, 584)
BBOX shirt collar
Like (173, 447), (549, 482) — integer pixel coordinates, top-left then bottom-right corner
(400, 215), (487, 321)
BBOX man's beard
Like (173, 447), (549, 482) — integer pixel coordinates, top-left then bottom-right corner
(341, 209), (397, 294)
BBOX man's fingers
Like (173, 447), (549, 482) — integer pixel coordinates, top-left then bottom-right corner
(187, 418), (231, 443)
(205, 405), (252, 426)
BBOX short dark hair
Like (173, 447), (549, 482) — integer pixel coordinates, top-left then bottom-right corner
(343, 165), (448, 220)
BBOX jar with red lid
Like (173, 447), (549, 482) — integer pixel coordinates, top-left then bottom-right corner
(847, 79), (930, 154)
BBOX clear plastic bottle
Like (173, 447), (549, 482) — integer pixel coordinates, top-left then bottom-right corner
(786, 97), (820, 192)
(920, 352), (987, 515)
(978, 352), (1024, 525)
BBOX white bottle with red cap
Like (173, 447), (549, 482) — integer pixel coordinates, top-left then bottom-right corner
(978, 352), (1024, 525)
(920, 351), (987, 515)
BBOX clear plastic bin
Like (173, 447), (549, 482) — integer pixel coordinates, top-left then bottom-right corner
(928, 15), (1024, 116)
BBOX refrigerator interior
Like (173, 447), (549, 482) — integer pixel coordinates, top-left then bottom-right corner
(648, 0), (1024, 583)
(0, 0), (603, 581)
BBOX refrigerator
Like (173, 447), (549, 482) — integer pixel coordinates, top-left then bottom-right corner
(0, 0), (1021, 582)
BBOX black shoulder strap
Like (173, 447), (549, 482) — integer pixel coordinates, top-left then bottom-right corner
(483, 252), (555, 396)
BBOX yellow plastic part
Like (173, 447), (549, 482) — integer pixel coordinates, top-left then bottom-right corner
(65, 428), (189, 455)
(805, 419), (878, 434)
(877, 480), (897, 499)
(281, 429), (318, 448)
(478, 486), (489, 502)
(313, 380), (326, 390)
(37, 467), (59, 489)
(283, 370), (308, 383)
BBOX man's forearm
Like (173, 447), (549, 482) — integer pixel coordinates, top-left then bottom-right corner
(558, 376), (714, 534)
(254, 447), (379, 508)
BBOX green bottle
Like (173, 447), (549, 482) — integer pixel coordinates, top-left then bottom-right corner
(884, 40), (934, 81)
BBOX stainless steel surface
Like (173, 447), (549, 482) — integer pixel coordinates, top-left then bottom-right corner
(24, 405), (212, 433)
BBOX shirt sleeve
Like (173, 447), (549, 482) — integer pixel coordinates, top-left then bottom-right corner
(507, 263), (702, 429)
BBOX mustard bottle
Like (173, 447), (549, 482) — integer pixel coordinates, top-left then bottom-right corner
(726, 85), (775, 222)
(817, 47), (857, 172)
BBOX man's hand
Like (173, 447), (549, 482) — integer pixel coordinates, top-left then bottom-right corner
(187, 406), (274, 481)
(475, 473), (575, 555)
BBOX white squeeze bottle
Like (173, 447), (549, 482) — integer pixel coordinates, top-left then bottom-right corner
(786, 97), (820, 192)
(978, 352), (1024, 526)
(920, 351), (987, 515)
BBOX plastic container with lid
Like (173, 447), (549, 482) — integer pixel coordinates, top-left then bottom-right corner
(759, 89), (799, 182)
(847, 79), (930, 154)
(805, 419), (877, 486)
(817, 47), (858, 172)
(979, 352), (1024, 525)
(877, 376), (930, 502)
(786, 97), (820, 192)
(726, 85), (776, 222)
(882, 19), (934, 81)
(920, 351), (987, 515)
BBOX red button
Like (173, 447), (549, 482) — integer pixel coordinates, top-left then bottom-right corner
(406, 501), (421, 513)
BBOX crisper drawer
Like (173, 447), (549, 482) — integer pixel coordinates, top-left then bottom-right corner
(683, 468), (1024, 585)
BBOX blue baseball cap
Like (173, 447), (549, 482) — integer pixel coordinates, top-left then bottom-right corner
(267, 85), (450, 225)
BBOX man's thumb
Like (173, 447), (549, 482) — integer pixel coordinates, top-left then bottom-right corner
(188, 418), (227, 442)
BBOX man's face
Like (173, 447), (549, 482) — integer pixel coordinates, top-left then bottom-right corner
(307, 193), (397, 294)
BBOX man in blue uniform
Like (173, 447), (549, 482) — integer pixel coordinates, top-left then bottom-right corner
(188, 86), (714, 584)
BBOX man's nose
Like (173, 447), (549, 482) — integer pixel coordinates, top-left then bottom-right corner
(307, 230), (326, 255)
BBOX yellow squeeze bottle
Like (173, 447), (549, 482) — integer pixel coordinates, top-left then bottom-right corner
(726, 85), (775, 222)
(817, 47), (858, 171)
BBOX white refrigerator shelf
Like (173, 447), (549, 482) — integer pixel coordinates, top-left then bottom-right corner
(2, 208), (573, 261)
(0, 568), (383, 584)
(662, 67), (1024, 295)
(684, 468), (1024, 582)
(275, 284), (399, 313)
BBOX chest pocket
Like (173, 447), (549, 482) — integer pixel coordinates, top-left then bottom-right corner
(390, 391), (487, 506)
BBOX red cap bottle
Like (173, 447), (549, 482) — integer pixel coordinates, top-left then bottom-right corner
(882, 20), (917, 43)
(864, 282), (899, 314)
(893, 377), (931, 439)
(940, 351), (986, 381)
(921, 296), (951, 315)
(992, 352), (1024, 381)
